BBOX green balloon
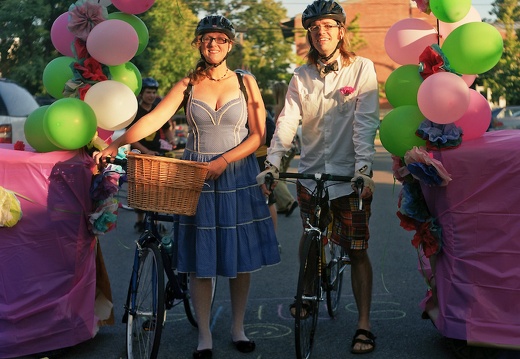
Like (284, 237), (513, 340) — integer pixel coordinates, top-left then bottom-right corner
(108, 12), (149, 56)
(43, 98), (98, 150)
(24, 106), (62, 153)
(42, 56), (75, 99)
(108, 62), (142, 96)
(379, 105), (427, 157)
(385, 65), (423, 108)
(442, 22), (503, 75)
(430, 0), (471, 23)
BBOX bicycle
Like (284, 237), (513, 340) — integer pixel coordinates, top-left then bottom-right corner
(266, 172), (362, 359)
(107, 156), (217, 359)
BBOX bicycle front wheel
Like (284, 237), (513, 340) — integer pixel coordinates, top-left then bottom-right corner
(294, 232), (321, 359)
(127, 241), (165, 359)
(325, 241), (348, 317)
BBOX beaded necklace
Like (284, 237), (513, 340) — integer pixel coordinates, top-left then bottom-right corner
(207, 68), (229, 81)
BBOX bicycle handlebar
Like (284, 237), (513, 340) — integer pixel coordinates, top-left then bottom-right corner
(266, 172), (352, 183)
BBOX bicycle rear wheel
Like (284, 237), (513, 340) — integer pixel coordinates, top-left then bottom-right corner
(182, 274), (218, 328)
(325, 241), (348, 317)
(127, 241), (165, 359)
(295, 232), (321, 359)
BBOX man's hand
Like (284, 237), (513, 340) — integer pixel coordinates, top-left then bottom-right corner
(351, 166), (375, 198)
(256, 165), (279, 186)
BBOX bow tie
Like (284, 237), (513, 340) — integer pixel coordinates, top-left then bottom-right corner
(319, 62), (338, 78)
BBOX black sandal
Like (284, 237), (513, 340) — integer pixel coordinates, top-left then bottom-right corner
(289, 299), (313, 319)
(351, 329), (376, 354)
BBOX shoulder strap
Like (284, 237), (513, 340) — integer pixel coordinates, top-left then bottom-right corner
(175, 82), (192, 114)
(236, 72), (248, 103)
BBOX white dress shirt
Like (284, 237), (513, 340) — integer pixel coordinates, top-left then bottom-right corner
(266, 55), (380, 199)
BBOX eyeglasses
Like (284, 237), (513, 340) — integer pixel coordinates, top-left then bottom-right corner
(308, 24), (341, 33)
(201, 36), (230, 45)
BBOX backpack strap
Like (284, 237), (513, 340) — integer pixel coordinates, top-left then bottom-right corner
(235, 72), (248, 103)
(176, 82), (192, 114)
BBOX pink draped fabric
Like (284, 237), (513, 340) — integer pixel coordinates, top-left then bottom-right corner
(0, 144), (98, 357)
(420, 131), (520, 348)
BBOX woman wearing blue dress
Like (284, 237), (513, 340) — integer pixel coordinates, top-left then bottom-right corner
(94, 14), (280, 359)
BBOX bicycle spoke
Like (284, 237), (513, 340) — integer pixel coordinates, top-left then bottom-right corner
(325, 241), (349, 317)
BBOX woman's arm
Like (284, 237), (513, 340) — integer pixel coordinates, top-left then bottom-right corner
(93, 78), (190, 163)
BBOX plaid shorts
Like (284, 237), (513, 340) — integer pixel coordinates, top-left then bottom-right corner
(296, 181), (372, 250)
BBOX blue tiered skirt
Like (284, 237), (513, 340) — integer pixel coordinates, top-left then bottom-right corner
(173, 149), (280, 278)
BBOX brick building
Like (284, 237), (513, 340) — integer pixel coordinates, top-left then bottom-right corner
(289, 0), (439, 108)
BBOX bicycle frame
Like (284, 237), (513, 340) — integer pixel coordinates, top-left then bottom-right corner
(266, 172), (353, 359)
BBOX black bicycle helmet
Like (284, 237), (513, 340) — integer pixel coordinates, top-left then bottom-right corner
(141, 77), (159, 89)
(195, 15), (235, 40)
(301, 0), (346, 29)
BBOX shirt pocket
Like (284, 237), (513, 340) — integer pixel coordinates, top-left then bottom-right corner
(301, 92), (321, 117)
(339, 94), (356, 115)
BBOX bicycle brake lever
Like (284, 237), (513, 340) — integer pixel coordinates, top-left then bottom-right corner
(355, 177), (364, 210)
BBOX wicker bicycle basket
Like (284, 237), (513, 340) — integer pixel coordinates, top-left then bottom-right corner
(126, 153), (209, 215)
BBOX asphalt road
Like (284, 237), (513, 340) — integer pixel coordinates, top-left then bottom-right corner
(16, 142), (519, 359)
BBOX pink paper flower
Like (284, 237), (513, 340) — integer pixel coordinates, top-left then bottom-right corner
(68, 0), (108, 41)
(339, 86), (355, 96)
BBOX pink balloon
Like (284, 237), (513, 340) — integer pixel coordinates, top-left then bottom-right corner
(111, 0), (155, 14)
(384, 18), (439, 65)
(461, 74), (477, 87)
(417, 72), (470, 124)
(51, 13), (75, 57)
(86, 19), (139, 66)
(438, 6), (482, 41)
(454, 89), (491, 141)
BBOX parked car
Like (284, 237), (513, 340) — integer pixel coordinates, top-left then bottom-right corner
(489, 106), (520, 130)
(0, 78), (40, 144)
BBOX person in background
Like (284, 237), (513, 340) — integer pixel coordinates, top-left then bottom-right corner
(257, 0), (380, 354)
(127, 77), (176, 232)
(271, 81), (298, 217)
(94, 15), (280, 359)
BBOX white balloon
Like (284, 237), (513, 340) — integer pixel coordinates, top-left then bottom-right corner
(84, 80), (137, 131)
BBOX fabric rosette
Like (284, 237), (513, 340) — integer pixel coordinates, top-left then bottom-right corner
(416, 120), (463, 150)
(339, 85), (356, 102)
(90, 197), (118, 235)
(418, 44), (458, 81)
(68, 0), (108, 41)
(404, 146), (451, 186)
(397, 181), (442, 258)
(392, 155), (410, 183)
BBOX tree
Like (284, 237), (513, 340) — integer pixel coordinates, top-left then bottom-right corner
(132, 0), (199, 96)
(229, 0), (294, 89)
(476, 0), (520, 105)
(0, 0), (69, 94)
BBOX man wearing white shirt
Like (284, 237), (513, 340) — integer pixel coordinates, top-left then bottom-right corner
(258, 0), (379, 354)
